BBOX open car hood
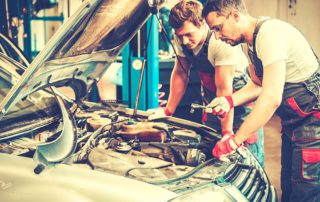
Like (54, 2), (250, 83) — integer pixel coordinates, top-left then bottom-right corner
(0, 0), (154, 119)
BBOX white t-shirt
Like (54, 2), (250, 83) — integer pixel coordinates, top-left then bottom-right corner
(252, 18), (318, 83)
(174, 26), (248, 77)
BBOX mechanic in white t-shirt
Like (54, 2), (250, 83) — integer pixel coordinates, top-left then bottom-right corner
(202, 0), (320, 201)
(148, 0), (264, 166)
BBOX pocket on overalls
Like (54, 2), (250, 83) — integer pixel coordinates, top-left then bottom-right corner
(301, 148), (320, 181)
(286, 96), (319, 118)
(282, 73), (320, 141)
(303, 70), (320, 111)
(286, 71), (320, 118)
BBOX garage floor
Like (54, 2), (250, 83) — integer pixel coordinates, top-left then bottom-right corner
(264, 115), (282, 201)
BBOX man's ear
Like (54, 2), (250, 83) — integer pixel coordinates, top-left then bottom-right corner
(230, 9), (240, 22)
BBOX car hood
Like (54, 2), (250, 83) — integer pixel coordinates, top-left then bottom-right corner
(0, 153), (178, 202)
(0, 0), (154, 119)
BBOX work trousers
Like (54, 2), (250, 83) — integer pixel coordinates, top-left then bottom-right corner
(276, 69), (320, 202)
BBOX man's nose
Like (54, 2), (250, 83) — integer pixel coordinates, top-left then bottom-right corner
(181, 36), (189, 45)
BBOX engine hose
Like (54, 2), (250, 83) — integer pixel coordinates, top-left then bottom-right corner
(64, 119), (129, 164)
(147, 158), (217, 185)
(124, 163), (173, 177)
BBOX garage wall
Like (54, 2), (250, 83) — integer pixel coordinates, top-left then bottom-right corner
(286, 0), (320, 57)
(244, 0), (279, 18)
(245, 0), (320, 56)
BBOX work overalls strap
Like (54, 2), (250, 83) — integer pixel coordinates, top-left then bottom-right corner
(181, 30), (216, 102)
(181, 30), (214, 74)
(247, 18), (271, 80)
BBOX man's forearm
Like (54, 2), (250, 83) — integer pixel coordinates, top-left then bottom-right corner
(234, 61), (286, 145)
(232, 80), (262, 107)
(234, 91), (280, 144)
(166, 71), (189, 113)
(216, 86), (234, 133)
(214, 65), (236, 133)
(232, 81), (265, 144)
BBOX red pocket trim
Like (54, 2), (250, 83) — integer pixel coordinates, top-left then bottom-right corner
(314, 112), (320, 118)
(302, 148), (320, 163)
(287, 97), (319, 118)
(202, 111), (208, 123)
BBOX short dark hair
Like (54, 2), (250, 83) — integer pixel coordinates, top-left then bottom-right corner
(169, 0), (204, 29)
(202, 0), (247, 18)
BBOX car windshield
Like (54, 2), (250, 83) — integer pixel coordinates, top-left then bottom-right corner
(0, 54), (60, 137)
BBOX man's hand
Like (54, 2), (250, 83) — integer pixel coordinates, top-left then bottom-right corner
(212, 134), (239, 160)
(205, 96), (234, 118)
(148, 108), (173, 120)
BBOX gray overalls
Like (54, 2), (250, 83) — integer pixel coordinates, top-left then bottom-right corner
(248, 19), (320, 202)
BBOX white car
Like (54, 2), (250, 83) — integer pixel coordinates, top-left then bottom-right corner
(0, 0), (277, 201)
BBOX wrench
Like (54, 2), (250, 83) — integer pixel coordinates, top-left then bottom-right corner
(190, 103), (221, 120)
(190, 103), (207, 114)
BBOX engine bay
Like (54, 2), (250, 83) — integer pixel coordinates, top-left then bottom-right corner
(0, 101), (276, 200)
(0, 102), (229, 184)
(72, 104), (227, 182)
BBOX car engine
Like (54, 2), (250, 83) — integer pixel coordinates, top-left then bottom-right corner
(0, 101), (277, 201)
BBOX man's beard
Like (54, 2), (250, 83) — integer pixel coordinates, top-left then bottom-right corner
(228, 34), (245, 46)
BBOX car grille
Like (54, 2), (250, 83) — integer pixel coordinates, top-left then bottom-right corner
(224, 154), (277, 202)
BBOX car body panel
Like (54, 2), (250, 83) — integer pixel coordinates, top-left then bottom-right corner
(0, 153), (177, 202)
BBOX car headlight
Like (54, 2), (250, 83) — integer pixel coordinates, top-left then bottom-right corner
(168, 184), (248, 202)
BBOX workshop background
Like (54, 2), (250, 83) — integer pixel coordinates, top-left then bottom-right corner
(0, 0), (319, 201)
